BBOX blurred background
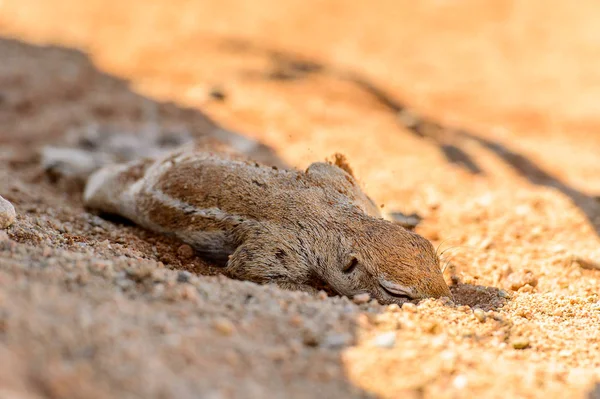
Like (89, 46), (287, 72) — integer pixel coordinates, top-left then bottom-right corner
(2, 0), (600, 190)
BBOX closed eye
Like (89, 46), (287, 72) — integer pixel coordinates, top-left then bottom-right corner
(379, 278), (415, 299)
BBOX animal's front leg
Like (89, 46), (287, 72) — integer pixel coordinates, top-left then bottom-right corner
(225, 235), (313, 293)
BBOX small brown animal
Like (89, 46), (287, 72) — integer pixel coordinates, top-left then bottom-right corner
(84, 140), (451, 304)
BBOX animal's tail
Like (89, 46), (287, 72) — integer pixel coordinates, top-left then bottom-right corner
(83, 158), (154, 222)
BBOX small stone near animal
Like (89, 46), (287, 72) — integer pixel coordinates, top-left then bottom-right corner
(505, 270), (538, 291)
(0, 195), (16, 229)
(213, 318), (236, 336)
(473, 308), (487, 323)
(353, 293), (371, 304)
(372, 332), (396, 348)
(512, 338), (530, 350)
(177, 244), (195, 260)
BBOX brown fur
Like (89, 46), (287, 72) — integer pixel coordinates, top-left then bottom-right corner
(84, 142), (451, 304)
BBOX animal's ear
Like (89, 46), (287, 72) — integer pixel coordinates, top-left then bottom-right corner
(306, 153), (355, 180)
(329, 153), (354, 177)
(341, 254), (359, 274)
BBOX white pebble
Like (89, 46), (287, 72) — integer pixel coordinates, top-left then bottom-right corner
(372, 332), (396, 348)
(213, 318), (235, 336)
(558, 349), (572, 357)
(352, 293), (371, 304)
(453, 374), (468, 389)
(0, 195), (16, 229)
(322, 333), (352, 349)
(473, 308), (486, 323)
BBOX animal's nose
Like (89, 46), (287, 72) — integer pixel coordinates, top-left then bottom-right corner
(425, 273), (452, 299)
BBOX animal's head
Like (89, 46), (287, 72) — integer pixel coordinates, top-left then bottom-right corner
(322, 217), (451, 304)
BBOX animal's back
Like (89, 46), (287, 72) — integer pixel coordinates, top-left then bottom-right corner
(145, 147), (381, 222)
(153, 150), (313, 221)
(84, 145), (382, 252)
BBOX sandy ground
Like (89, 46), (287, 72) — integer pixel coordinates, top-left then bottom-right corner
(1, 0), (600, 398)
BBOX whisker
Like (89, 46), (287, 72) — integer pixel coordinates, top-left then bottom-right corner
(439, 244), (478, 258)
(435, 238), (453, 258)
(438, 245), (479, 274)
(439, 245), (465, 258)
(441, 259), (450, 273)
(436, 241), (482, 275)
(441, 254), (457, 273)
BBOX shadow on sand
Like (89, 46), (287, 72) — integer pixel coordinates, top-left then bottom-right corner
(220, 37), (600, 237)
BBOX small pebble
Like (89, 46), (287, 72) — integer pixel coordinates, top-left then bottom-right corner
(500, 264), (513, 279)
(439, 296), (455, 307)
(321, 333), (352, 349)
(213, 318), (235, 336)
(473, 308), (487, 323)
(317, 291), (328, 300)
(518, 284), (535, 293)
(505, 270), (538, 291)
(89, 216), (105, 227)
(180, 285), (198, 301)
(423, 321), (441, 334)
(558, 349), (572, 357)
(479, 237), (494, 250)
(0, 196), (16, 229)
(289, 315), (303, 327)
(372, 332), (396, 348)
(177, 271), (192, 283)
(517, 309), (533, 319)
(453, 374), (468, 389)
(352, 293), (370, 304)
(402, 302), (417, 312)
(498, 289), (510, 299)
(512, 338), (530, 350)
(302, 329), (320, 347)
(177, 244), (195, 260)
(386, 304), (401, 312)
